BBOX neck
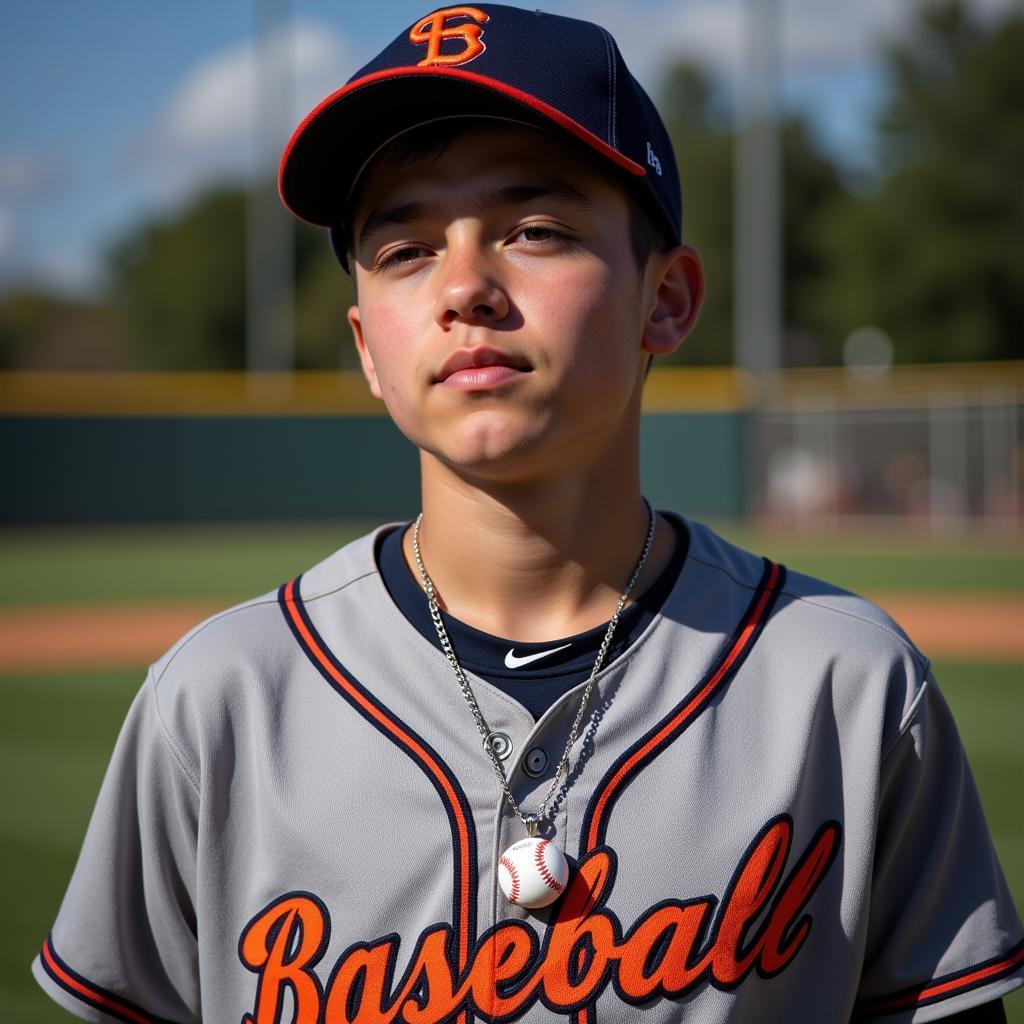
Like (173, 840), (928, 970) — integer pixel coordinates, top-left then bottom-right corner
(405, 457), (674, 642)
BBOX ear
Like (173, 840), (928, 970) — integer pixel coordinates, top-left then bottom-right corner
(641, 245), (704, 357)
(347, 304), (384, 400)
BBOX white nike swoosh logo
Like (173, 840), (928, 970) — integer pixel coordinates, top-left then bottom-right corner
(504, 644), (572, 669)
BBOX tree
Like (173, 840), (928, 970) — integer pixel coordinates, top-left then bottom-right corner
(294, 224), (359, 371)
(107, 185), (356, 370)
(107, 188), (247, 369)
(657, 63), (845, 366)
(779, 119), (848, 366)
(811, 0), (1024, 362)
(658, 64), (735, 365)
(0, 288), (126, 369)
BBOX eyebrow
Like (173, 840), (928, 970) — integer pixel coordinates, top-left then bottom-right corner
(354, 178), (595, 254)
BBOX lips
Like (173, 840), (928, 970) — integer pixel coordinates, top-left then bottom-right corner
(434, 346), (532, 385)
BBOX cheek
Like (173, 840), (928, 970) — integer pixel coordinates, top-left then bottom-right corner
(353, 302), (434, 443)
(358, 299), (423, 399)
(523, 263), (637, 378)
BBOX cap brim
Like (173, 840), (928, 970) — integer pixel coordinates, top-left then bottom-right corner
(279, 67), (645, 231)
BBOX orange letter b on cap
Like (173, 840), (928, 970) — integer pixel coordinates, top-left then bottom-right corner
(410, 6), (489, 67)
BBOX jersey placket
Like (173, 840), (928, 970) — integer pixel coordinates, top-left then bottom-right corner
(487, 696), (577, 926)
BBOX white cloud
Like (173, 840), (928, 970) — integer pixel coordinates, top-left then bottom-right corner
(127, 18), (356, 205)
(0, 209), (103, 298)
(782, 0), (1019, 69)
(572, 0), (1019, 81)
(0, 151), (68, 202)
(28, 247), (104, 297)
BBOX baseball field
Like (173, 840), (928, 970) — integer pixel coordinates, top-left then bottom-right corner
(2, 520), (1021, 1021)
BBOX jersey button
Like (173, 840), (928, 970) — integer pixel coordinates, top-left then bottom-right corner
(486, 731), (514, 761)
(524, 747), (548, 777)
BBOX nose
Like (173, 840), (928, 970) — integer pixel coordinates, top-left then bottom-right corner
(433, 244), (510, 328)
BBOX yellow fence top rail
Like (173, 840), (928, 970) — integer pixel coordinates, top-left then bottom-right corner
(0, 362), (1020, 416)
(0, 372), (382, 417)
(0, 367), (751, 416)
(761, 361), (1024, 410)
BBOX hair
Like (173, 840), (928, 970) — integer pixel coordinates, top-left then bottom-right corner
(343, 117), (674, 274)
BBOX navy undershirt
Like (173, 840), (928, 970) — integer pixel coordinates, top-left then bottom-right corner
(375, 514), (688, 720)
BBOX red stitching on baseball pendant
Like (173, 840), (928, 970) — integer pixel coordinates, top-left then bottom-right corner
(534, 839), (563, 892)
(500, 855), (520, 904)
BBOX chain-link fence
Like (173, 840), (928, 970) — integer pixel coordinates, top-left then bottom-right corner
(749, 364), (1022, 534)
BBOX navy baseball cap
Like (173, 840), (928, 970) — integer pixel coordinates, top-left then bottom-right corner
(278, 4), (682, 271)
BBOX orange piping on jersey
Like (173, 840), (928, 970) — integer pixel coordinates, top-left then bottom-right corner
(281, 579), (474, 999)
(854, 940), (1024, 1018)
(584, 561), (782, 854)
(40, 937), (166, 1024)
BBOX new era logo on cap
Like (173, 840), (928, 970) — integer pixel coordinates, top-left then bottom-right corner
(278, 3), (683, 271)
(646, 142), (662, 176)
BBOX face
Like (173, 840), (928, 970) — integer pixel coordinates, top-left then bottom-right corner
(347, 123), (697, 484)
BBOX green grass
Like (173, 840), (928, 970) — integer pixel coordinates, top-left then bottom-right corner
(2, 668), (142, 1024)
(3, 660), (1021, 1021)
(0, 520), (1020, 607)
(715, 525), (1024, 595)
(938, 661), (1024, 913)
(0, 520), (376, 606)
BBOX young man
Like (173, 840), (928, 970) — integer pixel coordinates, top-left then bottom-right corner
(34, 5), (1021, 1023)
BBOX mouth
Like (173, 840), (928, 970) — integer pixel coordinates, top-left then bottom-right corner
(434, 346), (532, 391)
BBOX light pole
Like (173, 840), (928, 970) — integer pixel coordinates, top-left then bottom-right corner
(734, 0), (782, 378)
(246, 0), (295, 382)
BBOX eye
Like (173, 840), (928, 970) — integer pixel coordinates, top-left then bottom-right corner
(510, 223), (569, 245)
(375, 244), (433, 271)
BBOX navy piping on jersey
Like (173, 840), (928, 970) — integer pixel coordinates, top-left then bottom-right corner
(278, 577), (477, 1024)
(39, 934), (177, 1024)
(572, 559), (788, 1024)
(853, 939), (1024, 1019)
(579, 559), (788, 856)
(376, 513), (689, 720)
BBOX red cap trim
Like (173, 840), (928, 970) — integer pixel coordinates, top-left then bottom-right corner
(279, 65), (646, 224)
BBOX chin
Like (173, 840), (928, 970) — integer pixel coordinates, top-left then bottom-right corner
(423, 425), (555, 482)
(437, 440), (539, 479)
(431, 409), (547, 460)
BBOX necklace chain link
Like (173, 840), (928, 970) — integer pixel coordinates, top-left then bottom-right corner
(412, 501), (656, 832)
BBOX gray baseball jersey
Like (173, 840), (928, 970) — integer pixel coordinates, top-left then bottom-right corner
(33, 519), (1023, 1022)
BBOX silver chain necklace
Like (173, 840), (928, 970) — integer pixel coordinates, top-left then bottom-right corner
(411, 500), (656, 909)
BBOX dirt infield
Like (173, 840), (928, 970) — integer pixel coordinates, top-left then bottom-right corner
(0, 601), (225, 673)
(869, 593), (1024, 661)
(0, 593), (1021, 673)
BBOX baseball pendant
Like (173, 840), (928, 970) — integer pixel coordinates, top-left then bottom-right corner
(498, 837), (570, 909)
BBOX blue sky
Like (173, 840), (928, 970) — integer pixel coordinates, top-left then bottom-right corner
(0, 0), (1012, 298)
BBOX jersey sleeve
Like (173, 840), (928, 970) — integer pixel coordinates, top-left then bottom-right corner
(31, 669), (200, 1023)
(854, 666), (1024, 1022)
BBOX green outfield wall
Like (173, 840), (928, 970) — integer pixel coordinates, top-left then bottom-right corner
(0, 370), (751, 524)
(1, 411), (747, 524)
(641, 413), (747, 517)
(2, 416), (415, 523)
